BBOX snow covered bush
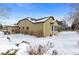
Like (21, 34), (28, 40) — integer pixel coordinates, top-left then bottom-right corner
(0, 49), (19, 55)
(0, 41), (58, 55)
(27, 41), (55, 55)
(15, 41), (30, 55)
(27, 46), (38, 55)
(47, 41), (54, 48)
(52, 49), (58, 55)
(27, 45), (47, 55)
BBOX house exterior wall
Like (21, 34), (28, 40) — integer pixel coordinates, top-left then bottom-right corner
(7, 26), (19, 34)
(17, 20), (44, 37)
(7, 17), (58, 37)
(32, 23), (44, 36)
(43, 18), (56, 36)
(17, 18), (58, 37)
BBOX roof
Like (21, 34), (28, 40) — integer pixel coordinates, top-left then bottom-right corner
(17, 16), (55, 24)
(56, 20), (63, 25)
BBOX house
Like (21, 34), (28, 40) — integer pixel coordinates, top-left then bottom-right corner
(7, 25), (19, 34)
(3, 24), (19, 34)
(17, 16), (58, 37)
(6, 16), (58, 37)
(56, 20), (69, 31)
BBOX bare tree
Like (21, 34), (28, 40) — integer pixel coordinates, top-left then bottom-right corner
(69, 4), (79, 19)
(69, 4), (79, 30)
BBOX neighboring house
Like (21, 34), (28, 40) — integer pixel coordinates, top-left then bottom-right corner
(3, 25), (9, 32)
(6, 16), (59, 37)
(7, 25), (19, 34)
(56, 20), (69, 31)
(3, 25), (19, 34)
(3, 25), (10, 34)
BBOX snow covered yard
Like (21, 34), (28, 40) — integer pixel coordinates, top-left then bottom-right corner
(0, 31), (79, 55)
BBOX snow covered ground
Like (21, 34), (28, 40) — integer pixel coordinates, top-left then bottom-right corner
(0, 31), (79, 55)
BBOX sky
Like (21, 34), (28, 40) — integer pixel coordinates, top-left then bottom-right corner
(0, 3), (71, 25)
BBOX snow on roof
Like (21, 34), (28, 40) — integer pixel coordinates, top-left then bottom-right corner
(27, 17), (49, 23)
(18, 16), (55, 24)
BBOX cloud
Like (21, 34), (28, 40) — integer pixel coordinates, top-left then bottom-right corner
(16, 3), (30, 7)
(0, 19), (18, 25)
(16, 3), (37, 10)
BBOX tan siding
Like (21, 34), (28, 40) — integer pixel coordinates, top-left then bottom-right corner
(7, 26), (19, 34)
(33, 23), (43, 36)
(43, 18), (55, 36)
(17, 20), (44, 37)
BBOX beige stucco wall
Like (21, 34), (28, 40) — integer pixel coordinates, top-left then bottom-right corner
(17, 20), (44, 36)
(43, 18), (54, 36)
(7, 26), (19, 34)
(7, 27), (12, 33)
(17, 18), (58, 37)
(33, 23), (44, 36)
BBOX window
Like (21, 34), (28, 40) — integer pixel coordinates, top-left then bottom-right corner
(12, 29), (14, 32)
(23, 27), (24, 29)
(19, 27), (20, 29)
(52, 26), (53, 31)
(26, 27), (29, 30)
(52, 26), (57, 32)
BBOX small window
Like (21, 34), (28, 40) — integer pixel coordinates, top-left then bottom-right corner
(23, 27), (24, 29)
(12, 29), (14, 32)
(52, 26), (57, 31)
(26, 27), (29, 30)
(52, 26), (53, 31)
(19, 27), (20, 29)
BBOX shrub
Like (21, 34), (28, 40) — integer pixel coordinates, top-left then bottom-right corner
(27, 41), (55, 55)
(57, 25), (63, 32)
(52, 49), (58, 55)
(47, 41), (54, 48)
(27, 46), (38, 55)
(1, 49), (19, 55)
(27, 45), (46, 55)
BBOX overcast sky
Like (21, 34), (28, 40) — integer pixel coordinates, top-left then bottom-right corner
(0, 3), (71, 25)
